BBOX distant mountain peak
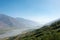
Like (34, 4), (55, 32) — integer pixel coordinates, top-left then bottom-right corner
(0, 14), (40, 36)
(0, 14), (8, 16)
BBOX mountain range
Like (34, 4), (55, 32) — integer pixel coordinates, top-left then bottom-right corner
(0, 14), (60, 40)
(2, 19), (60, 40)
(0, 14), (40, 37)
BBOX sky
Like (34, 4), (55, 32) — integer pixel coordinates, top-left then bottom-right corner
(0, 0), (60, 24)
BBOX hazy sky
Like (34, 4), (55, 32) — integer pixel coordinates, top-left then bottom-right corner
(0, 0), (60, 24)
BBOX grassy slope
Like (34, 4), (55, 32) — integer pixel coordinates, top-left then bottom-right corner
(2, 20), (60, 40)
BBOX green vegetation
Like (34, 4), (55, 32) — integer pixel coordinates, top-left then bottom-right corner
(2, 20), (60, 40)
